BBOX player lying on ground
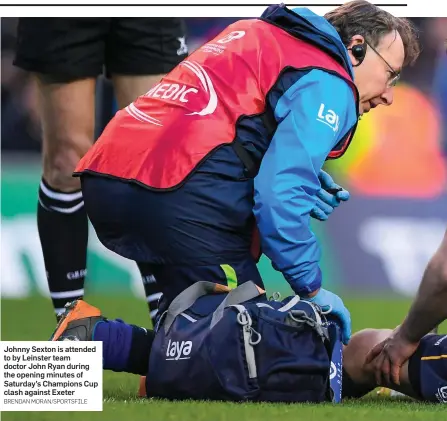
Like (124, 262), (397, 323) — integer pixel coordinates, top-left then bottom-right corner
(72, 1), (420, 348)
(50, 300), (447, 404)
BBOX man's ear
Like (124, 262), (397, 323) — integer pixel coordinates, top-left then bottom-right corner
(347, 35), (366, 66)
(347, 34), (365, 50)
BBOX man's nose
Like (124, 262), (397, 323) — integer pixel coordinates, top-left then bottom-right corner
(380, 86), (394, 106)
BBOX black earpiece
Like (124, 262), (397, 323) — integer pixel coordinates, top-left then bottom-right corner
(348, 44), (366, 67)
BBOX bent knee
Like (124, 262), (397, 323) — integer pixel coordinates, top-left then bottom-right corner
(43, 135), (93, 190)
(344, 329), (392, 383)
(351, 328), (393, 348)
(345, 328), (392, 362)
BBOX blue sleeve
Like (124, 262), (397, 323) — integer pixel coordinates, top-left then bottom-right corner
(253, 69), (357, 295)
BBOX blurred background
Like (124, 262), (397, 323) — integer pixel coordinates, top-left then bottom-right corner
(1, 16), (447, 307)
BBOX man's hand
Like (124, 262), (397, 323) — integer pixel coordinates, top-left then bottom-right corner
(364, 326), (420, 386)
(305, 288), (352, 345)
(311, 170), (350, 221)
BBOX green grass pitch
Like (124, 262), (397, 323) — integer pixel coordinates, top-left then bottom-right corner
(1, 295), (446, 421)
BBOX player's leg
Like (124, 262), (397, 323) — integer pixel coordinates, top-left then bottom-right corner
(137, 263), (162, 325)
(50, 300), (154, 376)
(105, 18), (188, 321)
(343, 328), (420, 399)
(36, 78), (96, 318)
(13, 18), (106, 318)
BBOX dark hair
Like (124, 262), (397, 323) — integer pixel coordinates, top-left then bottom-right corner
(325, 0), (420, 66)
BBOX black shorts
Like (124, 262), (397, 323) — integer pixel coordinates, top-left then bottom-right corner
(14, 18), (188, 81)
(408, 334), (447, 403)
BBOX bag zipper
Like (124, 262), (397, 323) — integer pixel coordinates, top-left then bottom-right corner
(232, 304), (259, 379)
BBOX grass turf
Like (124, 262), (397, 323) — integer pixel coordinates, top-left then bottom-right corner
(1, 295), (446, 420)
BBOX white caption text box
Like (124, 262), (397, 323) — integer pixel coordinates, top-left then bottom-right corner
(0, 341), (103, 411)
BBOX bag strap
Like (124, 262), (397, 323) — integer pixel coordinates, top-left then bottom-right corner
(326, 321), (343, 404)
(163, 281), (230, 332)
(210, 281), (264, 328)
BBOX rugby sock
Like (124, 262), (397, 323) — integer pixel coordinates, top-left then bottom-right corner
(138, 262), (162, 327)
(38, 178), (88, 319)
(93, 319), (154, 375)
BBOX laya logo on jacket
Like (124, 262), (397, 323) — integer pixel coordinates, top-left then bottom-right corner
(143, 60), (218, 117)
(317, 103), (340, 133)
(165, 339), (193, 361)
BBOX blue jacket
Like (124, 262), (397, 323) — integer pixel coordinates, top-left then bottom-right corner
(253, 7), (358, 295)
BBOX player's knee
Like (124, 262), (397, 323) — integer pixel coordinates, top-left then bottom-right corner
(344, 329), (392, 383)
(352, 328), (392, 348)
(43, 136), (92, 191)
